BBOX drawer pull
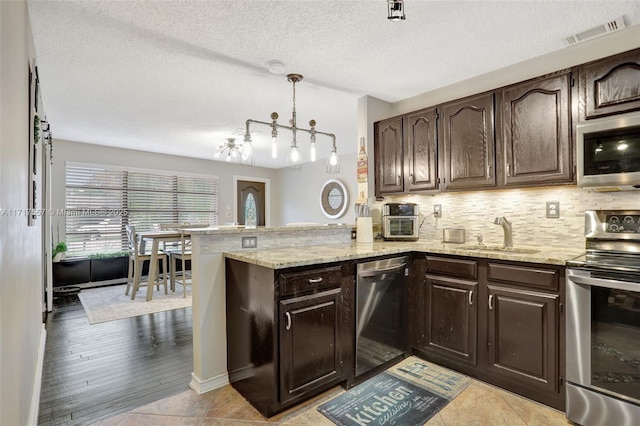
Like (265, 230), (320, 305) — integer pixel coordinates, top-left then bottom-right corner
(488, 294), (494, 310)
(308, 277), (323, 284)
(469, 290), (473, 306)
(285, 312), (292, 330)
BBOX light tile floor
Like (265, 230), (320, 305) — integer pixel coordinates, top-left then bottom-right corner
(93, 360), (572, 426)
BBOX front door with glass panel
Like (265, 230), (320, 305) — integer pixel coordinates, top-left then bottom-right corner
(237, 180), (265, 227)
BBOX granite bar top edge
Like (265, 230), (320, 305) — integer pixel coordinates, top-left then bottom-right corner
(223, 241), (585, 269)
(186, 223), (353, 235)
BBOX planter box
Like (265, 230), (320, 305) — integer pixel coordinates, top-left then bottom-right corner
(90, 256), (128, 282)
(52, 255), (180, 287)
(53, 259), (91, 287)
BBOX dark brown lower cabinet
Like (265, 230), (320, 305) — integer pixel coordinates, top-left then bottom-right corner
(413, 255), (565, 411)
(225, 258), (353, 417)
(279, 288), (342, 404)
(486, 285), (559, 397)
(424, 274), (477, 366)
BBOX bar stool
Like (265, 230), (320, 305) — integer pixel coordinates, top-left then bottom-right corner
(168, 230), (191, 298)
(125, 225), (168, 300)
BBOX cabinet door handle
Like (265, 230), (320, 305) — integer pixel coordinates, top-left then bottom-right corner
(507, 163), (511, 177)
(487, 165), (491, 180)
(488, 294), (494, 310)
(285, 312), (292, 330)
(468, 290), (473, 306)
(308, 277), (323, 284)
(396, 175), (401, 185)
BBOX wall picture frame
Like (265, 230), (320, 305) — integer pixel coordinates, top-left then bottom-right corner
(27, 62), (39, 226)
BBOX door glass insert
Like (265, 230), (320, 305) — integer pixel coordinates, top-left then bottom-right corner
(244, 193), (257, 228)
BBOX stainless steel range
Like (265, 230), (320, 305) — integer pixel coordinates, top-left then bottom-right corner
(566, 210), (640, 425)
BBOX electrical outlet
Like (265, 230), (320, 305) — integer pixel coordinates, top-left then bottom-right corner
(546, 201), (560, 219)
(433, 204), (442, 218)
(242, 236), (257, 249)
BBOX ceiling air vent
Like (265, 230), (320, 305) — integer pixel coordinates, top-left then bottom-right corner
(564, 16), (626, 46)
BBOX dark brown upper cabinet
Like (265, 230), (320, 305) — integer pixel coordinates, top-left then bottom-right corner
(441, 93), (496, 191)
(497, 71), (573, 186)
(404, 107), (439, 192)
(580, 48), (640, 120)
(374, 116), (404, 195)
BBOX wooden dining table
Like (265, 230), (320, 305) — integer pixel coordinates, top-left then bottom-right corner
(137, 230), (190, 301)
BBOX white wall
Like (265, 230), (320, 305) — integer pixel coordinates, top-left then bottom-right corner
(277, 152), (357, 225)
(0, 1), (46, 424)
(51, 139), (282, 235)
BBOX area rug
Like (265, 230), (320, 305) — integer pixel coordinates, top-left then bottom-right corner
(78, 283), (191, 324)
(318, 357), (471, 426)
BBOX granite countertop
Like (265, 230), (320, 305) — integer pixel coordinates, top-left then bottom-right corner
(224, 240), (585, 269)
(185, 223), (352, 234)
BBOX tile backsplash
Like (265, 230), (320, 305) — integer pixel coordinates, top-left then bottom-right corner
(374, 185), (640, 249)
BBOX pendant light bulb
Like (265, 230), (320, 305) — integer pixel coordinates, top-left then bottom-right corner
(271, 136), (278, 159)
(226, 152), (231, 162)
(310, 142), (317, 162)
(214, 151), (221, 159)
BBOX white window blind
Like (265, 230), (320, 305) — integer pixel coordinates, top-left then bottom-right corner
(65, 164), (219, 257)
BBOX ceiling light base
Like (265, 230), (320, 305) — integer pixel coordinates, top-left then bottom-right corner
(286, 74), (303, 84)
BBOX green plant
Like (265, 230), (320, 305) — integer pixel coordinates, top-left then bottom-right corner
(88, 251), (128, 259)
(52, 242), (67, 259)
(34, 114), (40, 143)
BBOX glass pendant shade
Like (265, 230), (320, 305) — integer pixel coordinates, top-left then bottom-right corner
(289, 145), (301, 164)
(326, 150), (340, 174)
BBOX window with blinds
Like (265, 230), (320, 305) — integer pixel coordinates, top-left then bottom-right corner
(65, 164), (219, 257)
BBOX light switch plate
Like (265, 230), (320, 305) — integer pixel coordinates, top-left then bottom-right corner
(546, 201), (560, 218)
(242, 236), (257, 249)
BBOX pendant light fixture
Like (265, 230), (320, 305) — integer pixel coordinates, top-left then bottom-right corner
(243, 73), (340, 173)
(387, 0), (406, 21)
(214, 138), (254, 165)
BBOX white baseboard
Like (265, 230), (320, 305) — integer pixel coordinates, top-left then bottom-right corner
(28, 325), (46, 425)
(189, 371), (229, 394)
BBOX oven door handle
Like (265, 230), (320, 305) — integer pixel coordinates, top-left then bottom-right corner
(568, 269), (640, 292)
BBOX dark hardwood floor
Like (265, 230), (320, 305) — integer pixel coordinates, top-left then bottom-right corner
(38, 293), (193, 425)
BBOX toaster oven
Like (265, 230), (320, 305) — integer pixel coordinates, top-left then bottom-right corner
(382, 203), (419, 241)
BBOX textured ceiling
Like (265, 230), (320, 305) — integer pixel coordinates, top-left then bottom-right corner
(28, 0), (640, 168)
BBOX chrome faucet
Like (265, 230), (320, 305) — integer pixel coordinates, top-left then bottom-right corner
(493, 217), (513, 248)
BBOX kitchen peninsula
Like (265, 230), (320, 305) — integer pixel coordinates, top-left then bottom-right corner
(187, 223), (583, 414)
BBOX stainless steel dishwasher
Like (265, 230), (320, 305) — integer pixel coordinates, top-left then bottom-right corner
(356, 256), (408, 377)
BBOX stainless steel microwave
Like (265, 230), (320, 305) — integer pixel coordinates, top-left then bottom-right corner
(577, 112), (640, 191)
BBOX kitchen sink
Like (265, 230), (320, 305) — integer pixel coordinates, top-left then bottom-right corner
(459, 245), (540, 254)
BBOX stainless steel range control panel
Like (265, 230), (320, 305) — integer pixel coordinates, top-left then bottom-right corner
(604, 214), (640, 233)
(586, 210), (640, 240)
